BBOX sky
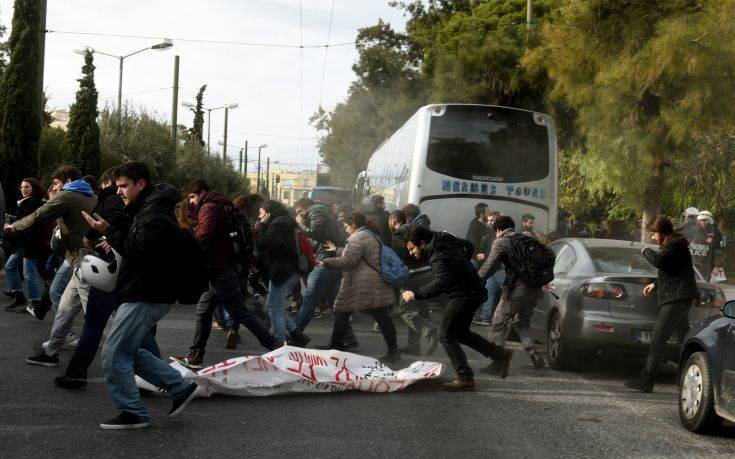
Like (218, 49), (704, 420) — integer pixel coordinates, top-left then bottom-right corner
(0, 0), (408, 172)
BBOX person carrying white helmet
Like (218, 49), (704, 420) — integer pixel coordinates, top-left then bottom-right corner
(689, 210), (724, 281)
(676, 207), (699, 241)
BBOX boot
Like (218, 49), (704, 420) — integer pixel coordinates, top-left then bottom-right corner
(4, 291), (27, 311)
(287, 329), (311, 348)
(442, 378), (475, 392)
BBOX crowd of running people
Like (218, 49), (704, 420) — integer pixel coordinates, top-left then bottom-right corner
(0, 161), (702, 429)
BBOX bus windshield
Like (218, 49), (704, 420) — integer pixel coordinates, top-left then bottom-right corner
(426, 105), (550, 183)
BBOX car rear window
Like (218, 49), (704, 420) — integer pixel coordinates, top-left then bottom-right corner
(587, 247), (657, 276)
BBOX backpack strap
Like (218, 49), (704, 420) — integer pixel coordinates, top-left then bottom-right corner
(361, 230), (382, 274)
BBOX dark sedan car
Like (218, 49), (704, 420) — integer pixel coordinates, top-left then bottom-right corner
(678, 300), (735, 433)
(528, 239), (725, 370)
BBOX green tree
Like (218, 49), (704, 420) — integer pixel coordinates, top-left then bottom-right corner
(524, 0), (735, 240)
(188, 84), (206, 147)
(66, 49), (101, 176)
(0, 0), (43, 207)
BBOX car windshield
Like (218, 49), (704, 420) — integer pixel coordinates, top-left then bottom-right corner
(310, 188), (350, 205)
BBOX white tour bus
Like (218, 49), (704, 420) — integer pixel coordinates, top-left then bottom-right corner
(355, 104), (558, 237)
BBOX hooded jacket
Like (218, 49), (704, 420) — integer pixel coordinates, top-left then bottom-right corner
(478, 228), (542, 301)
(106, 184), (181, 304)
(255, 214), (299, 285)
(297, 202), (344, 260)
(195, 191), (240, 270)
(643, 235), (699, 306)
(414, 231), (485, 300)
(12, 182), (96, 266)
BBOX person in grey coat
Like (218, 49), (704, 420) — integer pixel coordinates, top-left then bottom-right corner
(317, 212), (400, 363)
(478, 215), (546, 373)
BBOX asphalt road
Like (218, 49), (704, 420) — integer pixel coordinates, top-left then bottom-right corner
(1, 275), (734, 458)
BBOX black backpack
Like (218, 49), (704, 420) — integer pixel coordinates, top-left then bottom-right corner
(218, 203), (254, 269)
(507, 234), (555, 287)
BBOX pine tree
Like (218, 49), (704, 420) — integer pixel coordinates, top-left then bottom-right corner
(0, 0), (43, 208)
(188, 84), (206, 147)
(66, 49), (101, 176)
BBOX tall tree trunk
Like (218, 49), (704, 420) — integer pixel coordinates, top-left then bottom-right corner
(641, 162), (665, 243)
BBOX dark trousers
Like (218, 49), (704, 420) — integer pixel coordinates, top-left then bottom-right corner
(65, 288), (160, 380)
(398, 298), (435, 347)
(641, 299), (693, 384)
(331, 307), (397, 353)
(190, 266), (277, 359)
(440, 292), (501, 380)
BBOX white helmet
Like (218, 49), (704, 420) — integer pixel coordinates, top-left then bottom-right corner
(80, 247), (122, 293)
(683, 207), (699, 218)
(697, 210), (714, 223)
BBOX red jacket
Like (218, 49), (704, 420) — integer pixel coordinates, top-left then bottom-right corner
(196, 192), (237, 270)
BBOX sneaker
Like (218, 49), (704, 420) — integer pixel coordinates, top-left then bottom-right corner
(423, 329), (439, 357)
(530, 351), (545, 369)
(379, 351), (402, 363)
(312, 310), (323, 320)
(25, 347), (59, 367)
(442, 378), (475, 392)
(169, 383), (200, 417)
(65, 332), (77, 346)
(68, 338), (79, 347)
(472, 319), (490, 326)
(4, 291), (27, 311)
(287, 330), (311, 348)
(623, 378), (653, 393)
(211, 321), (222, 331)
(100, 411), (150, 430)
(225, 329), (238, 349)
(33, 294), (51, 321)
(170, 355), (204, 370)
(372, 322), (381, 333)
(482, 349), (513, 379)
(54, 375), (87, 390)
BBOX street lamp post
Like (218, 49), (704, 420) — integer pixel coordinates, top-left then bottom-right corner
(222, 103), (238, 163)
(76, 39), (173, 134)
(256, 144), (267, 194)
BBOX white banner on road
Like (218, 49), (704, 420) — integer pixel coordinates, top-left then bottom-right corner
(139, 346), (442, 397)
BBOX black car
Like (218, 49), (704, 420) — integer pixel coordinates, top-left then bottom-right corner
(678, 300), (735, 433)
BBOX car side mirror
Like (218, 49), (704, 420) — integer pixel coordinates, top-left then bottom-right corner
(722, 300), (735, 319)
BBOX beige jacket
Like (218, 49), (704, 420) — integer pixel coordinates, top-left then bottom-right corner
(322, 228), (395, 313)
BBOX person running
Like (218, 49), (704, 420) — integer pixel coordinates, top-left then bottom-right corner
(624, 216), (698, 393)
(3, 178), (48, 313)
(293, 198), (356, 346)
(389, 209), (438, 355)
(478, 215), (546, 372)
(317, 212), (401, 362)
(402, 225), (510, 391)
(171, 180), (281, 369)
(85, 161), (199, 429)
(254, 199), (310, 346)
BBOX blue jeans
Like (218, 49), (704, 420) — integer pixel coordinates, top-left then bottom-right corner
(102, 302), (193, 422)
(479, 271), (506, 321)
(295, 265), (341, 331)
(50, 260), (73, 314)
(265, 273), (299, 341)
(5, 253), (43, 301)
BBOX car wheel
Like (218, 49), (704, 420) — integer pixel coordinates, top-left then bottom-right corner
(679, 351), (722, 433)
(547, 311), (576, 371)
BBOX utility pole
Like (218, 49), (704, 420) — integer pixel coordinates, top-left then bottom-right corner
(171, 55), (179, 148)
(223, 106), (229, 163)
(206, 109), (212, 154)
(238, 148), (243, 174)
(526, 0), (533, 28)
(265, 157), (270, 197)
(37, 0), (47, 175)
(243, 140), (248, 176)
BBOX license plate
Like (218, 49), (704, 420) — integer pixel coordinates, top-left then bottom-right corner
(634, 330), (677, 345)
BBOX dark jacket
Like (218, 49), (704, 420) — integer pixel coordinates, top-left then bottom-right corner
(689, 224), (723, 276)
(643, 235), (699, 306)
(13, 196), (50, 259)
(364, 205), (391, 244)
(465, 218), (488, 254)
(412, 213), (431, 229)
(391, 223), (423, 269)
(414, 231), (485, 301)
(86, 185), (126, 242)
(255, 215), (298, 286)
(478, 229), (542, 301)
(106, 184), (181, 304)
(297, 202), (343, 260)
(195, 191), (238, 270)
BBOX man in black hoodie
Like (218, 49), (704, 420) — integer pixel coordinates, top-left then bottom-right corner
(85, 162), (199, 429)
(402, 226), (511, 391)
(624, 216), (698, 393)
(465, 203), (489, 260)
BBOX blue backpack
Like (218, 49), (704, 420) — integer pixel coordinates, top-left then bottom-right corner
(364, 231), (409, 287)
